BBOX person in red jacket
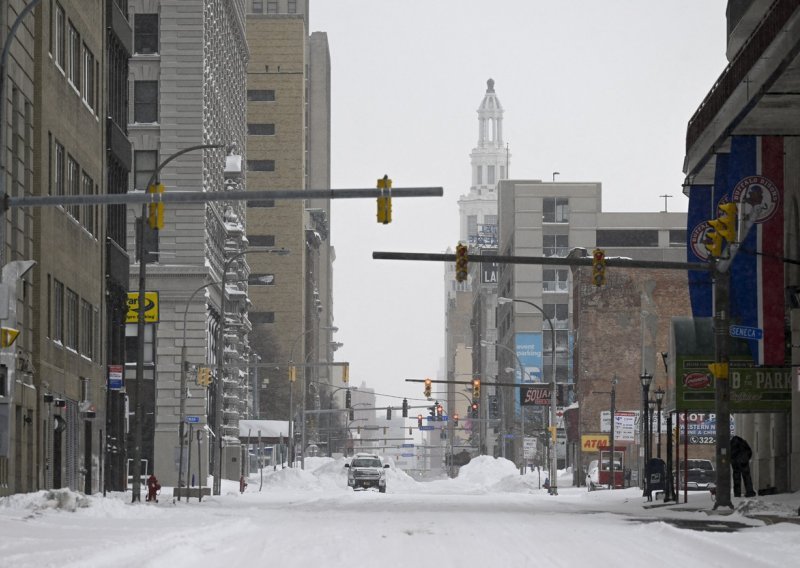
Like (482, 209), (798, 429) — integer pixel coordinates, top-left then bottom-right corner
(146, 474), (161, 503)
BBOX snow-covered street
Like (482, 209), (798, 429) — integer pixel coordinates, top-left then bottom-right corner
(2, 457), (799, 568)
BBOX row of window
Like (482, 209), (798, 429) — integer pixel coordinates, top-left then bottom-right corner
(51, 2), (97, 113)
(50, 276), (97, 359)
(475, 164), (505, 187)
(252, 1), (299, 14)
(51, 135), (97, 237)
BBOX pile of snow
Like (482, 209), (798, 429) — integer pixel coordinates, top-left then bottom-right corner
(0, 488), (91, 513)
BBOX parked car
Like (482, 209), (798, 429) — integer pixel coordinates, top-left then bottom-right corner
(675, 459), (716, 491)
(345, 453), (389, 492)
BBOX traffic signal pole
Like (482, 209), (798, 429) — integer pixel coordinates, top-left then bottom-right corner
(712, 262), (733, 509)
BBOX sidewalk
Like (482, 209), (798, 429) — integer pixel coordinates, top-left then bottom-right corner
(642, 488), (800, 525)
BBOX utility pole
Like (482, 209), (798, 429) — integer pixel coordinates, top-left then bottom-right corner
(712, 262), (733, 509)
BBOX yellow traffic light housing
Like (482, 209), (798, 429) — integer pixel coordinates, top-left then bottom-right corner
(147, 183), (165, 230)
(455, 243), (468, 283)
(0, 327), (20, 348)
(548, 425), (557, 442)
(704, 202), (738, 258)
(376, 175), (392, 224)
(423, 377), (432, 398)
(708, 362), (729, 380)
(472, 378), (481, 401)
(591, 248), (606, 286)
(289, 365), (297, 383)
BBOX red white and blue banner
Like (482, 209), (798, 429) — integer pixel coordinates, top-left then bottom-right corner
(727, 136), (785, 366)
(686, 136), (785, 365)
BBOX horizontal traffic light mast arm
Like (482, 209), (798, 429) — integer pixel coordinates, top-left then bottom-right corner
(373, 251), (708, 272)
(6, 187), (443, 209)
(406, 378), (559, 388)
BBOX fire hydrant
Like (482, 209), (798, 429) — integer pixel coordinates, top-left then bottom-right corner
(239, 475), (247, 494)
(146, 474), (161, 503)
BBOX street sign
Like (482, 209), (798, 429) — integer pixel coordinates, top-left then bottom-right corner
(504, 434), (515, 439)
(401, 453), (414, 458)
(401, 443), (414, 448)
(729, 325), (763, 340)
(185, 416), (201, 423)
(107, 365), (124, 390)
(419, 425), (434, 431)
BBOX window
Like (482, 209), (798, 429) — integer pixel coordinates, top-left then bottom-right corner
(543, 234), (568, 257)
(484, 214), (497, 226)
(669, 229), (687, 247)
(288, 0), (297, 13)
(266, 1), (278, 13)
(250, 312), (275, 324)
(134, 150), (157, 190)
(467, 215), (478, 238)
(134, 14), (159, 54)
(53, 141), (65, 196)
(543, 197), (569, 223)
(488, 165), (496, 185)
(66, 288), (78, 351)
(247, 199), (275, 208)
(82, 44), (95, 110)
(543, 329), (570, 353)
(54, 3), (65, 69)
(80, 299), (94, 358)
(543, 303), (569, 330)
(82, 172), (95, 236)
(249, 273), (275, 286)
(134, 81), (158, 123)
(67, 155), (80, 220)
(252, 0), (263, 12)
(543, 269), (569, 292)
(80, 377), (90, 402)
(248, 123), (275, 135)
(125, 323), (154, 363)
(247, 160), (275, 172)
(476, 165), (482, 185)
(68, 22), (80, 89)
(53, 278), (64, 342)
(248, 235), (275, 247)
(248, 90), (275, 101)
(596, 230), (659, 248)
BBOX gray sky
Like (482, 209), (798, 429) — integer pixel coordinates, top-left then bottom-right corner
(311, 1), (729, 409)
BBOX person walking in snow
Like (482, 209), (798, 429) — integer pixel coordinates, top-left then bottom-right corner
(730, 436), (756, 498)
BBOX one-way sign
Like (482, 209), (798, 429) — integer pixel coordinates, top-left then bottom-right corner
(729, 325), (763, 340)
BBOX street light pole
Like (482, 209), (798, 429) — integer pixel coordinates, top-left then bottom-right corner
(131, 143), (226, 503)
(497, 297), (558, 495)
(655, 387), (665, 459)
(212, 246), (289, 495)
(639, 371), (653, 498)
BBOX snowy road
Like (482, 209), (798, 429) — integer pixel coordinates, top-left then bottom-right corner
(2, 456), (799, 568)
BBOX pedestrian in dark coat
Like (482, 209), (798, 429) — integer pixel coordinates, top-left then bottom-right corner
(730, 436), (756, 498)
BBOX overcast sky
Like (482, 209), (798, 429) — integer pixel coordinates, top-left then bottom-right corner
(310, 1), (730, 410)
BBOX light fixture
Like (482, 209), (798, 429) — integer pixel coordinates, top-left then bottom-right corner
(654, 387), (665, 403)
(639, 371), (653, 389)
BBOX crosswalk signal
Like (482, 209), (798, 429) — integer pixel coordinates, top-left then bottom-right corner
(472, 378), (481, 401)
(429, 403), (437, 419)
(453, 413), (459, 427)
(423, 378), (432, 398)
(402, 398), (408, 417)
(436, 403), (443, 420)
(376, 175), (392, 224)
(417, 415), (423, 428)
(591, 248), (606, 286)
(147, 183), (165, 230)
(455, 243), (468, 283)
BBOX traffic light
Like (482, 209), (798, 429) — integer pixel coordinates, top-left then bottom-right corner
(472, 378), (481, 401)
(386, 407), (392, 420)
(436, 403), (443, 420)
(147, 183), (165, 230)
(417, 414), (423, 428)
(471, 402), (479, 418)
(197, 366), (212, 386)
(489, 395), (499, 419)
(349, 409), (355, 421)
(345, 389), (352, 409)
(0, 327), (20, 348)
(289, 365), (297, 383)
(453, 413), (459, 427)
(376, 175), (392, 224)
(402, 398), (408, 417)
(455, 243), (468, 283)
(591, 248), (606, 286)
(429, 403), (437, 419)
(423, 378), (432, 398)
(705, 202), (738, 258)
(708, 361), (729, 379)
(548, 426), (557, 442)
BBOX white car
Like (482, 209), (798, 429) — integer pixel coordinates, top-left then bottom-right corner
(345, 453), (389, 492)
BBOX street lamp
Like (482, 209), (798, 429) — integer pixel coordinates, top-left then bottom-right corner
(654, 387), (665, 459)
(497, 297), (559, 496)
(131, 142), (230, 503)
(212, 246), (289, 495)
(639, 370), (653, 496)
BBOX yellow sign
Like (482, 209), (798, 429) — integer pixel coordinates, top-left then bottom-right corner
(581, 434), (610, 452)
(126, 292), (160, 323)
(1, 327), (20, 348)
